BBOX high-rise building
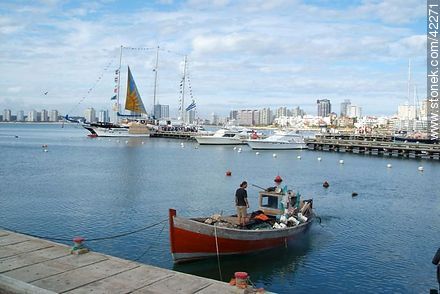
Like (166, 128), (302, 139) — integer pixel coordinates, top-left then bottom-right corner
(238, 110), (254, 126)
(3, 109), (11, 121)
(188, 109), (196, 124)
(340, 99), (351, 117)
(211, 113), (219, 125)
(229, 110), (238, 120)
(397, 103), (417, 120)
(291, 106), (305, 117)
(252, 110), (260, 126)
(154, 104), (170, 119)
(17, 110), (25, 122)
(276, 107), (288, 118)
(84, 108), (96, 123)
(98, 110), (109, 122)
(259, 108), (272, 125)
(49, 110), (59, 122)
(317, 99), (331, 117)
(28, 110), (38, 122)
(41, 109), (49, 122)
(347, 105), (362, 118)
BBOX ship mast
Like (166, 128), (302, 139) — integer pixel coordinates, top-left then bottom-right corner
(181, 55), (187, 123)
(115, 45), (123, 123)
(407, 59), (411, 131)
(153, 46), (159, 119)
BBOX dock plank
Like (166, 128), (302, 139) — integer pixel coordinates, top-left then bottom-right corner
(3, 253), (107, 283)
(0, 234), (29, 246)
(133, 274), (212, 294)
(0, 230), (252, 294)
(65, 265), (173, 294)
(31, 258), (138, 293)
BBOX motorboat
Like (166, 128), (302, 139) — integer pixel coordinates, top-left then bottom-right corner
(169, 183), (314, 263)
(246, 131), (306, 150)
(195, 128), (249, 145)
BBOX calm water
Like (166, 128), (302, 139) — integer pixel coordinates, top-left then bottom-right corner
(0, 123), (439, 293)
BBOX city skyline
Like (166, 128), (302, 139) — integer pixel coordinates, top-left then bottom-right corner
(0, 1), (426, 117)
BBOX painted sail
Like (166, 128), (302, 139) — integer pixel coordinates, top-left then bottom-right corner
(125, 66), (147, 114)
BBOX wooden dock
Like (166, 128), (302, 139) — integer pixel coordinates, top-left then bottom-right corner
(306, 138), (440, 160)
(0, 230), (248, 293)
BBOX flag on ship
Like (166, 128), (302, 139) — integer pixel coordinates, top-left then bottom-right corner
(185, 100), (196, 111)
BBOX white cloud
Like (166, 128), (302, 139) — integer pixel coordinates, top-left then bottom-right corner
(7, 86), (21, 93)
(0, 0), (426, 116)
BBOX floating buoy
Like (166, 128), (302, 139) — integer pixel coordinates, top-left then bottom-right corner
(352, 192), (358, 197)
(339, 160), (344, 164)
(41, 144), (48, 148)
(273, 153), (277, 158)
(274, 175), (283, 183)
(225, 170), (232, 176)
(141, 141), (145, 144)
(238, 148), (242, 152)
(317, 157), (322, 161)
(255, 152), (260, 155)
(181, 143), (185, 148)
(323, 181), (329, 188)
(418, 166), (424, 172)
(233, 146), (237, 150)
(194, 146), (198, 149)
(43, 149), (48, 152)
(387, 164), (392, 168)
(125, 140), (128, 144)
(297, 155), (301, 159)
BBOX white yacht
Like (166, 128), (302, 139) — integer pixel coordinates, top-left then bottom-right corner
(195, 129), (249, 145)
(246, 131), (306, 150)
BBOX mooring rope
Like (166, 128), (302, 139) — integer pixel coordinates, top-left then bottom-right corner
(133, 222), (167, 262)
(0, 219), (167, 242)
(213, 223), (223, 281)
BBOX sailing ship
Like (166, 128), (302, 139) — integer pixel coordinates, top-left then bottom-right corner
(169, 180), (315, 263)
(82, 66), (152, 137)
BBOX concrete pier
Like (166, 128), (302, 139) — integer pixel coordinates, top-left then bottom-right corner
(0, 230), (247, 293)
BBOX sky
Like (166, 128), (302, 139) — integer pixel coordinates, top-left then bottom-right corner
(0, 0), (427, 118)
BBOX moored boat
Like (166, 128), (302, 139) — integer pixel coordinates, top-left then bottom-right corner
(169, 185), (314, 263)
(195, 128), (249, 145)
(246, 131), (306, 150)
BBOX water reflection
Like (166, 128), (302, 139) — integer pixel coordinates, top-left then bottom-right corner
(173, 229), (318, 285)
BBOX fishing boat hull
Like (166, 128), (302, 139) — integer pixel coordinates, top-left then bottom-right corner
(246, 140), (307, 150)
(169, 209), (313, 263)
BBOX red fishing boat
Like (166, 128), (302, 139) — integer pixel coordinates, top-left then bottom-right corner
(169, 187), (315, 263)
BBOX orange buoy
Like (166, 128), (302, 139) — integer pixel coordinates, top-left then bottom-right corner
(226, 170), (232, 176)
(274, 175), (283, 183)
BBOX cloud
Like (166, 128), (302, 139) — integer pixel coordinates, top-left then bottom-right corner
(0, 0), (426, 117)
(7, 86), (21, 93)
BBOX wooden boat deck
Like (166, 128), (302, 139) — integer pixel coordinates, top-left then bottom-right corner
(0, 229), (247, 293)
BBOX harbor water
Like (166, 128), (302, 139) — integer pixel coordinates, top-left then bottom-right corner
(0, 124), (439, 293)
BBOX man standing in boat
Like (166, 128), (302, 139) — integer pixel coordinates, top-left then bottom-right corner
(235, 181), (249, 227)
